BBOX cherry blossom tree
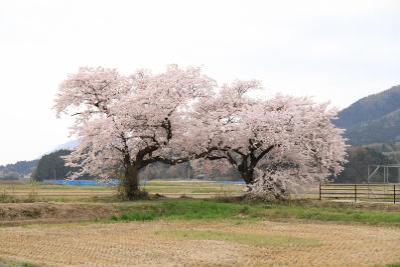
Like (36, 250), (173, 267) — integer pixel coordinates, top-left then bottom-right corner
(194, 83), (347, 199)
(55, 65), (346, 200)
(55, 65), (216, 199)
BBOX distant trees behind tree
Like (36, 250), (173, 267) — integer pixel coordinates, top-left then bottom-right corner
(334, 146), (393, 183)
(0, 172), (20, 180)
(0, 160), (39, 180)
(32, 150), (80, 181)
(141, 160), (241, 181)
(4, 146), (396, 184)
(30, 150), (240, 182)
(5, 145), (397, 184)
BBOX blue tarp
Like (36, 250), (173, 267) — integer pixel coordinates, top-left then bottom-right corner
(44, 180), (119, 186)
(44, 179), (244, 186)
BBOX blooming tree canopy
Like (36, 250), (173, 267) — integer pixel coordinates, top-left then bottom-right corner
(192, 83), (347, 199)
(55, 65), (347, 199)
(55, 65), (216, 199)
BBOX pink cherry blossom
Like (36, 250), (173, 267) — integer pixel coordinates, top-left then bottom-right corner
(55, 65), (346, 199)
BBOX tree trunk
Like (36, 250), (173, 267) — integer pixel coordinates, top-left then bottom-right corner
(239, 160), (255, 185)
(240, 169), (288, 200)
(248, 172), (289, 200)
(241, 172), (254, 185)
(123, 165), (141, 200)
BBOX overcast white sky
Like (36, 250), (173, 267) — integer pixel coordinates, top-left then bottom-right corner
(0, 0), (399, 165)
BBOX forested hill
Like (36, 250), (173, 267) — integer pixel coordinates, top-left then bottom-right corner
(335, 85), (400, 145)
(0, 159), (39, 179)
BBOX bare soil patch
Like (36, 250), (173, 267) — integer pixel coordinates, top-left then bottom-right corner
(0, 220), (399, 266)
(0, 203), (117, 225)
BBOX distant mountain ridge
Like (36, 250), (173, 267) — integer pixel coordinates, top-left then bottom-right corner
(51, 140), (79, 152)
(335, 85), (400, 145)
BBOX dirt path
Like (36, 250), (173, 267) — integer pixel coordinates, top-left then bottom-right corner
(0, 220), (399, 266)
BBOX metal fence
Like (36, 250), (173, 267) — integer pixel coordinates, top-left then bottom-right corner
(319, 183), (400, 203)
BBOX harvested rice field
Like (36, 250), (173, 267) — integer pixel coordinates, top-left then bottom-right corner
(0, 186), (398, 266)
(0, 180), (246, 201)
(0, 219), (399, 266)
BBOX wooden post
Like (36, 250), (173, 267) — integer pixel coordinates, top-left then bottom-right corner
(319, 183), (322, 200)
(394, 184), (396, 204)
(354, 184), (357, 203)
(368, 182), (370, 200)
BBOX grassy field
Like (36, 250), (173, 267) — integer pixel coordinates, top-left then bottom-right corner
(110, 198), (400, 227)
(0, 180), (399, 266)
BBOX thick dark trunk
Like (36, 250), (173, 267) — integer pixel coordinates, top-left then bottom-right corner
(238, 157), (254, 185)
(123, 165), (141, 200)
(241, 171), (254, 185)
